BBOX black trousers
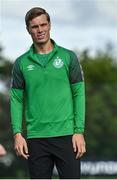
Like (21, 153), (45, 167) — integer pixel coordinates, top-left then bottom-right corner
(27, 135), (80, 179)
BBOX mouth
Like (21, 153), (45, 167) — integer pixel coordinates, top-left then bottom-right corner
(37, 33), (45, 40)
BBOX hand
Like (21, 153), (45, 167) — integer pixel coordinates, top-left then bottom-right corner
(14, 133), (29, 159)
(0, 144), (7, 156)
(72, 134), (86, 159)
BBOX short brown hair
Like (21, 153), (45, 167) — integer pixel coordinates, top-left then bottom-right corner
(25, 7), (50, 27)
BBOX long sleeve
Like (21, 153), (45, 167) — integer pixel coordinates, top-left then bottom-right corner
(69, 51), (85, 134)
(10, 59), (25, 135)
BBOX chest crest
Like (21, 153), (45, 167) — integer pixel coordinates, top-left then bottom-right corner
(53, 57), (64, 68)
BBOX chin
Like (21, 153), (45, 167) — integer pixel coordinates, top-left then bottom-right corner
(37, 39), (49, 44)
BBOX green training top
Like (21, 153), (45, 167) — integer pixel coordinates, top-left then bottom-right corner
(10, 40), (85, 138)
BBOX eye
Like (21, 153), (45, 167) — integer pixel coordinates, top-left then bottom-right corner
(31, 25), (38, 29)
(41, 23), (48, 27)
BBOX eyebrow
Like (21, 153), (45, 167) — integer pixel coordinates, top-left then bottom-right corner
(31, 25), (39, 28)
(30, 22), (48, 28)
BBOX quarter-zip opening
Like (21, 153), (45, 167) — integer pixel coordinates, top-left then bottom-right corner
(28, 39), (58, 68)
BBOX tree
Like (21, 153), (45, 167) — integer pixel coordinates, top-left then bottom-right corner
(80, 49), (117, 159)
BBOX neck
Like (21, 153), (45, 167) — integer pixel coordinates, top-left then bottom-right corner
(34, 39), (53, 54)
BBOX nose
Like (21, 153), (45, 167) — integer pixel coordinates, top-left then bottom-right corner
(37, 25), (43, 33)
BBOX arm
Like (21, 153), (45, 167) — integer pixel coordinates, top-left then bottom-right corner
(69, 51), (86, 158)
(10, 59), (29, 159)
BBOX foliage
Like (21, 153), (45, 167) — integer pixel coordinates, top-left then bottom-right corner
(80, 48), (117, 159)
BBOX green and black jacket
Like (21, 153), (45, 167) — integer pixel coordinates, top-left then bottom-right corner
(10, 40), (85, 138)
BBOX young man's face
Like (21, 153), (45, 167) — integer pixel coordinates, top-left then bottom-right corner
(27, 14), (51, 44)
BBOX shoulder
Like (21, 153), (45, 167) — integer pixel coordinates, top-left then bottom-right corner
(58, 45), (73, 54)
(58, 46), (78, 59)
(12, 49), (30, 73)
(14, 49), (30, 66)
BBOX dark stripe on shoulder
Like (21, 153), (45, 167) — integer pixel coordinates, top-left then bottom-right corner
(11, 59), (25, 89)
(69, 51), (84, 84)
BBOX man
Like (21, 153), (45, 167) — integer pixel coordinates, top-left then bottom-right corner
(10, 7), (86, 179)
